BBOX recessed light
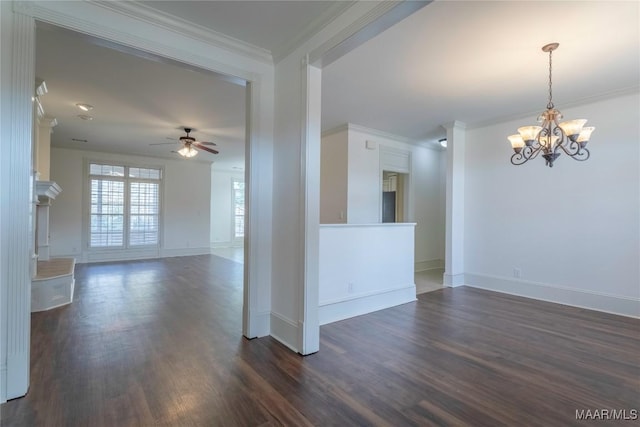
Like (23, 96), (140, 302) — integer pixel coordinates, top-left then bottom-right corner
(76, 103), (93, 111)
(439, 138), (447, 148)
(78, 114), (93, 121)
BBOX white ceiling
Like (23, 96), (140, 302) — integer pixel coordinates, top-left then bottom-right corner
(322, 0), (640, 144)
(36, 25), (247, 169)
(37, 1), (639, 167)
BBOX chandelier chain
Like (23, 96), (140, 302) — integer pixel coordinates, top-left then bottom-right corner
(547, 49), (554, 109)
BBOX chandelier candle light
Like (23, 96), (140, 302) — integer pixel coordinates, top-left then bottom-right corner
(509, 43), (595, 167)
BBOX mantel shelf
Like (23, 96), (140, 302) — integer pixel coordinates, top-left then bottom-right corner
(35, 180), (62, 200)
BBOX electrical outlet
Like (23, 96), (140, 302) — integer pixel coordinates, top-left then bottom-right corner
(348, 282), (354, 293)
(513, 268), (522, 278)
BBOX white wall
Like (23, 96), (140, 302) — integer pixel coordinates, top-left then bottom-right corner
(464, 93), (640, 317)
(320, 129), (348, 223)
(329, 125), (445, 268)
(49, 147), (212, 262)
(319, 223), (416, 325)
(210, 168), (244, 247)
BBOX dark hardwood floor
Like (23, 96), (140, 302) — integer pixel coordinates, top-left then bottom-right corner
(1, 255), (638, 426)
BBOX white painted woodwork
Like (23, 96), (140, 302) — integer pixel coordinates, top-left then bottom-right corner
(35, 180), (61, 262)
(319, 223), (417, 325)
(2, 3), (35, 401)
(31, 258), (75, 312)
(298, 62), (321, 355)
(443, 121), (466, 287)
(270, 1), (420, 353)
(36, 116), (55, 181)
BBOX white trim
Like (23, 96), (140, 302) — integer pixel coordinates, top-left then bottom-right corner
(159, 247), (212, 259)
(244, 310), (270, 339)
(75, 247), (211, 264)
(32, 273), (75, 313)
(309, 1), (430, 67)
(0, 363), (6, 404)
(323, 123), (417, 145)
(297, 61), (321, 355)
(74, 1), (273, 64)
(415, 259), (444, 272)
(320, 222), (416, 228)
(465, 273), (640, 319)
(3, 6), (35, 401)
(444, 273), (465, 287)
(269, 312), (299, 353)
(272, 1), (356, 63)
(210, 242), (243, 249)
(467, 86), (640, 130)
(319, 284), (416, 326)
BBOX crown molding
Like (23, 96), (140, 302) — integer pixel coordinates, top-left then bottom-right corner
(467, 86), (640, 130)
(322, 123), (416, 145)
(272, 1), (356, 64)
(309, 0), (430, 68)
(88, 1), (273, 65)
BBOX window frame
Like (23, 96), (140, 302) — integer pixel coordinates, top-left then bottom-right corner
(84, 159), (164, 253)
(232, 178), (245, 242)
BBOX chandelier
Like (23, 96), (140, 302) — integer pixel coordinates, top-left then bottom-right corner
(509, 43), (595, 167)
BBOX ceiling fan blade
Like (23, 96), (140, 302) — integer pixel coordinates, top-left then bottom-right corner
(193, 142), (219, 155)
(196, 141), (217, 146)
(149, 142), (177, 146)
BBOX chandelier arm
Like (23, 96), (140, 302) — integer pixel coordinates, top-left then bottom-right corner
(511, 145), (541, 165)
(528, 143), (543, 160)
(558, 141), (590, 161)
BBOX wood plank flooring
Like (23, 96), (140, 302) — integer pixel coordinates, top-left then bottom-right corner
(2, 255), (638, 426)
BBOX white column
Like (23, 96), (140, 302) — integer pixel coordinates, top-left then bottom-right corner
(443, 121), (466, 287)
(36, 116), (56, 181)
(242, 78), (274, 340)
(297, 59), (321, 355)
(2, 3), (35, 400)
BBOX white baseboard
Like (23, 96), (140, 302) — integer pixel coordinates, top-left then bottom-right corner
(0, 362), (6, 403)
(71, 247), (211, 264)
(444, 273), (465, 287)
(319, 284), (417, 326)
(244, 309), (270, 339)
(160, 247), (212, 258)
(270, 312), (299, 352)
(210, 242), (243, 249)
(465, 273), (640, 318)
(415, 259), (444, 272)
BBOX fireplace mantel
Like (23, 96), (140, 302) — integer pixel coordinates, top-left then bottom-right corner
(35, 180), (62, 202)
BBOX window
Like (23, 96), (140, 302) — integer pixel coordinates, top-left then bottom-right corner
(89, 163), (161, 248)
(233, 180), (245, 238)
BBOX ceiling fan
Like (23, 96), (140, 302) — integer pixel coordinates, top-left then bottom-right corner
(151, 127), (218, 158)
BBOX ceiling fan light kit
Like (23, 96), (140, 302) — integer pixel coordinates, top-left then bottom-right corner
(173, 127), (219, 158)
(508, 42), (595, 168)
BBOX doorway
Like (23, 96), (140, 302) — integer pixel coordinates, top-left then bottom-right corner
(382, 171), (408, 223)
